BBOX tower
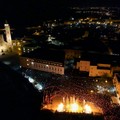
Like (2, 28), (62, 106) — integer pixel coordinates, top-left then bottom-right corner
(4, 21), (12, 46)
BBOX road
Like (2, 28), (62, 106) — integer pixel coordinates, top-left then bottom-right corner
(0, 52), (20, 70)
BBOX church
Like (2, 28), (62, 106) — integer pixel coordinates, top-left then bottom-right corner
(0, 22), (12, 55)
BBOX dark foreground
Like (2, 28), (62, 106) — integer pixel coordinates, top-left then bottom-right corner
(39, 109), (104, 120)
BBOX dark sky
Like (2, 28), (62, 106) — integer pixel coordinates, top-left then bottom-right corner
(0, 0), (120, 27)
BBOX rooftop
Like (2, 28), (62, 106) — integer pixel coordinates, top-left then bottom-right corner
(22, 48), (65, 63)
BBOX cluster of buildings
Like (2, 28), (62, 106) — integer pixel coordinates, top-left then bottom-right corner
(1, 20), (120, 106)
(19, 47), (120, 104)
(19, 47), (120, 106)
(19, 48), (116, 77)
(76, 60), (112, 77)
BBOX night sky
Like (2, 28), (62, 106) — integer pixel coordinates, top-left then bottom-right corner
(0, 0), (120, 27)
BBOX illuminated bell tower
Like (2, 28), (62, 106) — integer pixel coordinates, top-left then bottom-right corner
(4, 21), (12, 46)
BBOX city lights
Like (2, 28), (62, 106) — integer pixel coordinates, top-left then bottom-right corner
(1, 5), (120, 120)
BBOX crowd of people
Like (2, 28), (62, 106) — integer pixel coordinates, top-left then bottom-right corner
(23, 68), (120, 119)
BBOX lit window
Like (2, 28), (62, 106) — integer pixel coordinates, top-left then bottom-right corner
(17, 42), (20, 45)
(46, 65), (49, 67)
(18, 48), (21, 51)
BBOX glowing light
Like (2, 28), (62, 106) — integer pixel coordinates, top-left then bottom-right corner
(18, 48), (21, 51)
(57, 103), (64, 112)
(3, 61), (11, 65)
(71, 103), (79, 112)
(28, 77), (35, 83)
(35, 83), (43, 91)
(43, 96), (101, 114)
(31, 62), (34, 65)
(84, 104), (92, 114)
(57, 97), (80, 113)
(17, 42), (20, 45)
(46, 65), (49, 67)
(105, 80), (108, 83)
(90, 90), (94, 93)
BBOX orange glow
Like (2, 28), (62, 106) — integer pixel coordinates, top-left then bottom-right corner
(57, 103), (64, 112)
(56, 97), (83, 113)
(57, 102), (81, 113)
(70, 103), (79, 112)
(43, 96), (103, 114)
(84, 104), (92, 114)
(56, 102), (92, 113)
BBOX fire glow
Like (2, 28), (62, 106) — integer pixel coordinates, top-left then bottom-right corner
(57, 102), (92, 113)
(56, 97), (92, 113)
(42, 96), (103, 114)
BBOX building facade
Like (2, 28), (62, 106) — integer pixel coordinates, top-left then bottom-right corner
(76, 60), (112, 77)
(19, 49), (65, 75)
(76, 60), (90, 72)
(20, 57), (64, 75)
(112, 74), (120, 104)
(0, 22), (13, 55)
